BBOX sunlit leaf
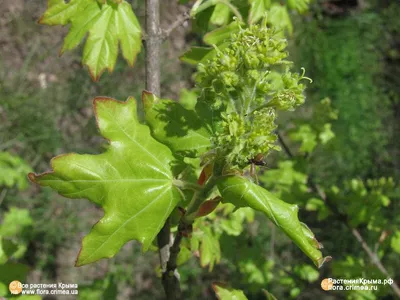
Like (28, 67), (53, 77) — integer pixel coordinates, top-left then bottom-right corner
(269, 3), (293, 35)
(390, 231), (400, 254)
(29, 97), (181, 266)
(0, 208), (32, 238)
(218, 176), (329, 267)
(287, 0), (311, 13)
(203, 21), (240, 45)
(213, 284), (248, 300)
(210, 2), (231, 26)
(319, 123), (335, 144)
(40, 0), (141, 80)
(0, 152), (32, 190)
(289, 124), (317, 153)
(179, 89), (198, 111)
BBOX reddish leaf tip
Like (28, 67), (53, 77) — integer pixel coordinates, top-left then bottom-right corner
(212, 282), (228, 299)
(74, 247), (83, 267)
(27, 172), (37, 183)
(196, 197), (221, 218)
(58, 48), (65, 57)
(142, 90), (157, 110)
(317, 256), (332, 268)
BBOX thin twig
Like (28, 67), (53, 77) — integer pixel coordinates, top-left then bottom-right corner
(162, 222), (186, 300)
(277, 132), (294, 158)
(351, 229), (400, 296)
(145, 0), (161, 97)
(144, 0), (181, 298)
(277, 131), (400, 298)
(163, 11), (191, 40)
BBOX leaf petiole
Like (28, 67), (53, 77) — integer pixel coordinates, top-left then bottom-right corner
(183, 176), (218, 222)
(172, 179), (202, 192)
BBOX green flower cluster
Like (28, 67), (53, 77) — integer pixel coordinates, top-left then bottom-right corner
(196, 23), (310, 169)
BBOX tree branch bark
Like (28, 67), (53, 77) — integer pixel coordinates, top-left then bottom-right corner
(162, 10), (190, 40)
(144, 0), (181, 298)
(277, 131), (400, 298)
(145, 0), (161, 96)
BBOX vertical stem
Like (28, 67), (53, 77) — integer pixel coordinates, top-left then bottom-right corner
(145, 0), (161, 96)
(145, 0), (181, 298)
(162, 176), (217, 299)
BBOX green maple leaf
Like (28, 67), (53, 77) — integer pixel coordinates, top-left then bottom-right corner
(248, 0), (270, 24)
(218, 176), (330, 268)
(269, 3), (293, 35)
(213, 284), (248, 300)
(203, 21), (240, 45)
(142, 92), (211, 158)
(210, 3), (231, 26)
(29, 97), (181, 266)
(40, 0), (141, 81)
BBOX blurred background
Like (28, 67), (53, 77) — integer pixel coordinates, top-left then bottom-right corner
(0, 0), (399, 299)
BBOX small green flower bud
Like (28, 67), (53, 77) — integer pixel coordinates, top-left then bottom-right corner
(221, 72), (239, 87)
(194, 23), (310, 170)
(244, 52), (260, 69)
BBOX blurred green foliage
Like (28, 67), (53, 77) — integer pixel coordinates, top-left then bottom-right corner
(0, 152), (32, 190)
(293, 8), (394, 184)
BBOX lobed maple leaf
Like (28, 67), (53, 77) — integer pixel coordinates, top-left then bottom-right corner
(40, 0), (141, 80)
(29, 97), (181, 266)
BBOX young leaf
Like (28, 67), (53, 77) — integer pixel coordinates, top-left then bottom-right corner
(40, 0), (141, 81)
(203, 21), (240, 45)
(0, 152), (32, 190)
(248, 0), (270, 24)
(29, 97), (181, 266)
(191, 222), (221, 270)
(0, 208), (33, 238)
(289, 124), (318, 154)
(210, 2), (231, 26)
(269, 3), (293, 35)
(213, 284), (248, 300)
(179, 88), (198, 111)
(199, 226), (221, 270)
(218, 176), (330, 268)
(142, 92), (211, 158)
(287, 0), (311, 13)
(180, 46), (214, 65)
